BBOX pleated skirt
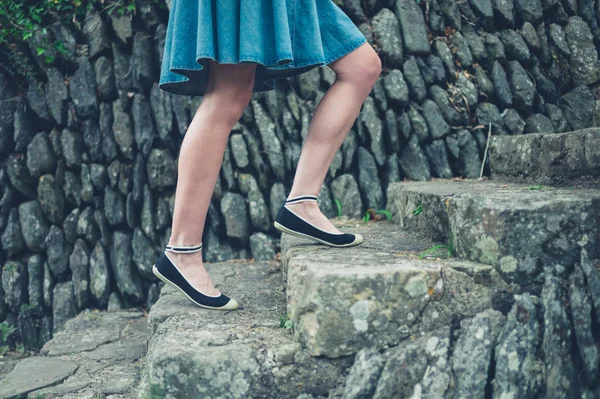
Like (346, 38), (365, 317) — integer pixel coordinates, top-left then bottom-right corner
(159, 0), (368, 96)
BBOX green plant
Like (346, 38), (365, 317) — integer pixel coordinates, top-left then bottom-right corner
(3, 262), (16, 274)
(418, 243), (455, 259)
(54, 40), (67, 54)
(412, 203), (423, 216)
(378, 209), (392, 221)
(0, 0), (165, 45)
(0, 322), (16, 343)
(0, 0), (161, 79)
(334, 199), (342, 217)
(20, 303), (35, 311)
(362, 208), (392, 223)
(0, 1), (86, 44)
(528, 184), (544, 190)
(102, 0), (137, 16)
(419, 234), (456, 260)
(279, 314), (293, 329)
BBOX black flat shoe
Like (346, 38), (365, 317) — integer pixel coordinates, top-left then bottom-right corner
(152, 242), (239, 311)
(274, 194), (364, 247)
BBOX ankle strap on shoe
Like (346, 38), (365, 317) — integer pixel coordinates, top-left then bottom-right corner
(165, 242), (203, 253)
(285, 195), (318, 204)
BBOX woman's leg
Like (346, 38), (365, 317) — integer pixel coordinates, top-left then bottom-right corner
(286, 42), (382, 233)
(167, 60), (257, 296)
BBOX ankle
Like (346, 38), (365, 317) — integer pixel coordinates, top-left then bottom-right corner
(167, 251), (203, 268)
(167, 239), (202, 248)
(287, 201), (318, 210)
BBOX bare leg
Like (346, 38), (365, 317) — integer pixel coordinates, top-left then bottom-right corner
(286, 42), (382, 233)
(167, 60), (257, 296)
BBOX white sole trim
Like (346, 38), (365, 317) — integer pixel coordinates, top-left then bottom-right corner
(274, 221), (363, 247)
(152, 265), (239, 311)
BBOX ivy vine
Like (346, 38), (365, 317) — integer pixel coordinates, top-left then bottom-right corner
(0, 0), (159, 82)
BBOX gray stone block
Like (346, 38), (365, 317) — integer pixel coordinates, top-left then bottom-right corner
(386, 180), (600, 285)
(489, 129), (600, 187)
(142, 261), (349, 398)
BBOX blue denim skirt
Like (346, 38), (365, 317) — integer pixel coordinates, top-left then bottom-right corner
(159, 0), (368, 96)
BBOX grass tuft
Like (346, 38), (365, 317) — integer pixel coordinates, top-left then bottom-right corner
(362, 208), (393, 223)
(419, 244), (455, 259)
(279, 314), (293, 329)
(419, 235), (456, 260)
(334, 199), (342, 217)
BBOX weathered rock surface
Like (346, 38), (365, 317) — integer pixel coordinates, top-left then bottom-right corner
(0, 310), (145, 399)
(373, 326), (451, 398)
(0, 357), (78, 398)
(386, 180), (600, 285)
(449, 309), (506, 398)
(3, 0), (600, 386)
(136, 208), (600, 397)
(341, 347), (384, 399)
(141, 260), (351, 399)
(283, 222), (440, 358)
(541, 274), (578, 398)
(281, 221), (515, 359)
(490, 129), (600, 188)
(492, 293), (543, 398)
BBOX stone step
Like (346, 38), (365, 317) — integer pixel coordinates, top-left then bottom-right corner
(139, 259), (352, 399)
(141, 219), (600, 397)
(489, 128), (600, 188)
(0, 310), (146, 399)
(386, 180), (600, 286)
(280, 220), (516, 359)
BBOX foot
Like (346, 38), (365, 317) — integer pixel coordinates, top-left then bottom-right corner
(285, 201), (343, 234)
(164, 251), (221, 297)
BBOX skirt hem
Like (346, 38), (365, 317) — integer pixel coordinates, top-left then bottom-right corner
(159, 36), (367, 96)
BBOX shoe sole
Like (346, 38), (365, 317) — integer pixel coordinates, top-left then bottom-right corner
(273, 221), (364, 247)
(152, 265), (239, 311)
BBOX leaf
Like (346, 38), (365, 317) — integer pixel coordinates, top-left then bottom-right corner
(54, 40), (67, 54)
(35, 46), (46, 56)
(412, 205), (423, 216)
(362, 211), (370, 224)
(375, 209), (392, 221)
(334, 199), (342, 217)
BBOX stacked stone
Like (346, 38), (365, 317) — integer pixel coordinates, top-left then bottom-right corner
(0, 5), (179, 351)
(363, 0), (600, 181)
(1, 0), (600, 351)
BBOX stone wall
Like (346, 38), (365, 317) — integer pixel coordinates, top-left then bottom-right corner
(1, 0), (600, 350)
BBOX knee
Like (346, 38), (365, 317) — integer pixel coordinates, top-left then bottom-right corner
(210, 76), (255, 120)
(361, 51), (382, 85)
(334, 47), (382, 88)
(225, 80), (255, 111)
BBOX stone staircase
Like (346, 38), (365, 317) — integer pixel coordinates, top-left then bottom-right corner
(140, 129), (600, 399)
